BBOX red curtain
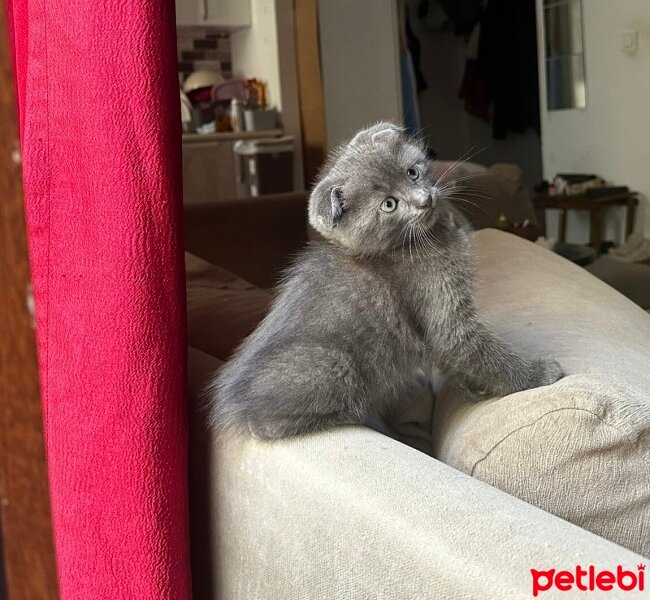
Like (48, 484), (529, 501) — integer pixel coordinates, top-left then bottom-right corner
(7, 0), (191, 597)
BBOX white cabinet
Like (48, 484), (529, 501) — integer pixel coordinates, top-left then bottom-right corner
(175, 0), (195, 26)
(175, 0), (251, 28)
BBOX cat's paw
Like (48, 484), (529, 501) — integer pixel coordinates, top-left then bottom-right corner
(455, 379), (495, 400)
(247, 420), (289, 441)
(530, 358), (564, 388)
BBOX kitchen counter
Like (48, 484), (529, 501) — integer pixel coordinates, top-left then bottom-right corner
(182, 129), (283, 144)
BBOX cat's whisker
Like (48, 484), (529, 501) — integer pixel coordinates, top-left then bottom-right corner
(445, 197), (490, 218)
(438, 171), (486, 187)
(407, 126), (427, 144)
(410, 221), (439, 255)
(422, 226), (442, 248)
(433, 148), (477, 189)
(448, 191), (495, 202)
(437, 177), (490, 197)
(444, 183), (495, 197)
(433, 146), (487, 190)
(420, 230), (438, 256)
(444, 195), (482, 209)
(399, 222), (410, 247)
(417, 229), (433, 255)
(413, 227), (425, 257)
(396, 222), (411, 258)
(446, 196), (493, 211)
(442, 187), (495, 202)
(447, 204), (473, 218)
(438, 176), (484, 192)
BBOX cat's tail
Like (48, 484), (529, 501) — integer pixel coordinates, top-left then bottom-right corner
(202, 362), (258, 439)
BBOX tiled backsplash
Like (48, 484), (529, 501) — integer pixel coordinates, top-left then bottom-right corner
(177, 27), (232, 84)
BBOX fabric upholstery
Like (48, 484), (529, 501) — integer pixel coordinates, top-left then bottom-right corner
(8, 1), (191, 597)
(186, 252), (270, 360)
(210, 428), (644, 599)
(187, 347), (222, 599)
(587, 255), (650, 310)
(433, 229), (650, 557)
(185, 233), (648, 597)
(433, 161), (537, 230)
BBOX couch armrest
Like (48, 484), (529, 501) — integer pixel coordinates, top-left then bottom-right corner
(209, 428), (643, 599)
(183, 193), (308, 288)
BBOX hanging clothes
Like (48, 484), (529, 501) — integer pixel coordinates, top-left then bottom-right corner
(400, 8), (422, 135)
(477, 0), (540, 139)
(458, 24), (490, 122)
(436, 0), (483, 36)
(405, 12), (428, 93)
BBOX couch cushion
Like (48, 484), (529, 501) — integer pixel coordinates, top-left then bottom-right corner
(186, 347), (222, 599)
(433, 161), (537, 230)
(586, 255), (650, 310)
(185, 253), (270, 360)
(432, 230), (650, 556)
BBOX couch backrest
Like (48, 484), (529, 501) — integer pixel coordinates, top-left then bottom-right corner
(433, 161), (538, 230)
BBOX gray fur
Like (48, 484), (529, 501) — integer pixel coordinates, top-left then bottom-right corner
(206, 122), (563, 439)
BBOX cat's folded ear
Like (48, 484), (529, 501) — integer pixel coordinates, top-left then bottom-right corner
(308, 179), (345, 230)
(371, 125), (401, 146)
(350, 122), (402, 148)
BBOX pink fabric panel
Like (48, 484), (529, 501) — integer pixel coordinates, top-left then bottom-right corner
(8, 1), (191, 598)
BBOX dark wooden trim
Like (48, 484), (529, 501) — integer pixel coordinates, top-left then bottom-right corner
(293, 0), (327, 188)
(0, 10), (59, 600)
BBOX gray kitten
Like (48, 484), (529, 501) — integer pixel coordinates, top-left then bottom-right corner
(207, 123), (563, 439)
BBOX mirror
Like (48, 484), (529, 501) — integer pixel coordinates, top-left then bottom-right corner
(543, 0), (586, 110)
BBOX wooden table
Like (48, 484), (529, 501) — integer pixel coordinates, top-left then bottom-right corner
(533, 191), (638, 249)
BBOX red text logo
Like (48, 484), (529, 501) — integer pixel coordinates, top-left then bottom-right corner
(531, 564), (645, 596)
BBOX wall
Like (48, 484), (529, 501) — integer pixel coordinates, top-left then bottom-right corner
(177, 28), (232, 84)
(407, 0), (543, 188)
(318, 0), (403, 149)
(230, 0), (282, 110)
(536, 0), (650, 243)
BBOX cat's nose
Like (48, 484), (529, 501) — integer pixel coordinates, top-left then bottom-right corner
(416, 194), (434, 209)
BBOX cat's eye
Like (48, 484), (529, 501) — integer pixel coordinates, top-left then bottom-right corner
(380, 197), (398, 213)
(407, 166), (419, 181)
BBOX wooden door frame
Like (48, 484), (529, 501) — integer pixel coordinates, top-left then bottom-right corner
(0, 9), (59, 600)
(292, 0), (327, 188)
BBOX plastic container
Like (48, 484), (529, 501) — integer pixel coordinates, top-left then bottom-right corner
(243, 108), (278, 131)
(233, 136), (294, 197)
(230, 98), (244, 132)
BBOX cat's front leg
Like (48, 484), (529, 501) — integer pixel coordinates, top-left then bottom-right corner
(434, 315), (564, 398)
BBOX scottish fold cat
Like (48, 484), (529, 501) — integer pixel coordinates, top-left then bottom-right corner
(207, 123), (563, 439)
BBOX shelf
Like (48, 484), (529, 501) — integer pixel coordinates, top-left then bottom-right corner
(182, 129), (283, 144)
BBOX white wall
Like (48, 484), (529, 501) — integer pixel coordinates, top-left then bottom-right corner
(231, 0), (282, 110)
(537, 0), (650, 243)
(318, 0), (403, 149)
(408, 6), (543, 188)
(230, 0), (305, 190)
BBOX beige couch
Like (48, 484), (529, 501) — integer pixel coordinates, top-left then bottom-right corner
(186, 230), (649, 599)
